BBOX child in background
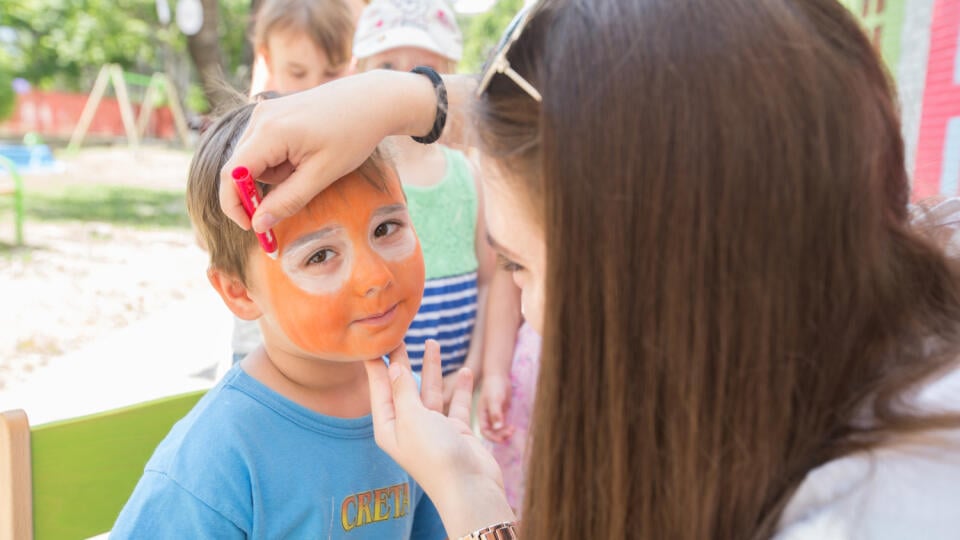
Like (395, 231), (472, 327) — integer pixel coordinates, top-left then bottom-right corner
(353, 0), (494, 399)
(478, 270), (540, 517)
(112, 99), (445, 539)
(249, 0), (357, 96)
(233, 0), (362, 366)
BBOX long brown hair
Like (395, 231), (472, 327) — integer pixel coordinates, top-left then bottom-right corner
(476, 0), (960, 538)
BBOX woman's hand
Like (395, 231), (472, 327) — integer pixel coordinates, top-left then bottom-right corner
(479, 375), (515, 443)
(219, 70), (438, 233)
(365, 341), (515, 538)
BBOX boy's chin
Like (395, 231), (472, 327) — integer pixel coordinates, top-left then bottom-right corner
(316, 337), (407, 363)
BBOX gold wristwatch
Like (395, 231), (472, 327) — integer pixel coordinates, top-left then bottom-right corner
(460, 521), (519, 539)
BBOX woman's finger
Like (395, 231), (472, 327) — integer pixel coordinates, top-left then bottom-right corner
(218, 175), (252, 230)
(249, 156), (334, 232)
(447, 367), (475, 426)
(388, 342), (413, 370)
(364, 358), (397, 452)
(420, 340), (444, 413)
(387, 360), (428, 421)
(256, 161), (297, 185)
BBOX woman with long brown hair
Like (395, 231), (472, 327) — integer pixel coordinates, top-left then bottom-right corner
(219, 0), (960, 537)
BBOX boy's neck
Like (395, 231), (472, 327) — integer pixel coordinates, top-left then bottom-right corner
(241, 346), (372, 419)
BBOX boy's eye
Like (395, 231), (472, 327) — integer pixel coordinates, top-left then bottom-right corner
(378, 62), (395, 71)
(307, 248), (336, 265)
(374, 221), (400, 238)
(496, 253), (524, 273)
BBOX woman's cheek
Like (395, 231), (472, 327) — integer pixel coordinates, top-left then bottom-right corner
(523, 279), (545, 335)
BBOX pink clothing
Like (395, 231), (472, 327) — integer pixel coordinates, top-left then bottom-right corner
(488, 321), (541, 515)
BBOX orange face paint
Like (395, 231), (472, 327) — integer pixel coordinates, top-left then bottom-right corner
(255, 168), (424, 361)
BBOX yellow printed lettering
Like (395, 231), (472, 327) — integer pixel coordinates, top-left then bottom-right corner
(357, 492), (374, 526)
(373, 488), (391, 522)
(391, 484), (405, 518)
(341, 483), (411, 530)
(341, 495), (357, 531)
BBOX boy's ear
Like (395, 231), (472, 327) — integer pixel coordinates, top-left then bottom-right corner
(208, 267), (262, 321)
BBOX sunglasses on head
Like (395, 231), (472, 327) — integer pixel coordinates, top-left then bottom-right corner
(476, 5), (542, 102)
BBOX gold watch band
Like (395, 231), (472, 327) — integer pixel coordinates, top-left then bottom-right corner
(461, 521), (519, 540)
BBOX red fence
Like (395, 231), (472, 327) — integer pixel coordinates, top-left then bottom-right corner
(0, 91), (177, 140)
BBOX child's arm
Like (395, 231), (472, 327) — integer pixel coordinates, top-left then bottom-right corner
(478, 268), (522, 443)
(443, 168), (495, 406)
(466, 169), (497, 377)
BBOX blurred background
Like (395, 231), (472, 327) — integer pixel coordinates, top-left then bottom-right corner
(0, 0), (957, 422)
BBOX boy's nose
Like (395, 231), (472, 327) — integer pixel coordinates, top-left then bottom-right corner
(352, 247), (393, 297)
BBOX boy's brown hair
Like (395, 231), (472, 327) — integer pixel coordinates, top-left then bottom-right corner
(252, 0), (355, 70)
(186, 98), (390, 285)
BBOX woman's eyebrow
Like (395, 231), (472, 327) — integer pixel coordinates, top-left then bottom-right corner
(486, 232), (522, 261)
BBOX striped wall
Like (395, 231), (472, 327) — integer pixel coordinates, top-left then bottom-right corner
(841, 0), (960, 198)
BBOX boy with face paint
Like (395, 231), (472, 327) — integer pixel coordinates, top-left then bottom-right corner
(111, 100), (446, 539)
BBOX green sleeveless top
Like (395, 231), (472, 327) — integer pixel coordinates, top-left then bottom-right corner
(403, 147), (478, 280)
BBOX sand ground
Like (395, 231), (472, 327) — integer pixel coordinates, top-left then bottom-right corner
(0, 146), (232, 424)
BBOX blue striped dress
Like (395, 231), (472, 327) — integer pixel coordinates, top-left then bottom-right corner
(402, 147), (479, 374)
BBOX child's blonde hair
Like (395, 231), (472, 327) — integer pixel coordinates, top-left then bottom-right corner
(186, 97), (391, 284)
(252, 0), (355, 70)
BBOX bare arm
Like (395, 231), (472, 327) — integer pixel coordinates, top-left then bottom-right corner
(219, 70), (476, 232)
(478, 268), (522, 442)
(464, 164), (497, 378)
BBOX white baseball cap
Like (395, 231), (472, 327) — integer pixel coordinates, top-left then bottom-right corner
(353, 0), (463, 62)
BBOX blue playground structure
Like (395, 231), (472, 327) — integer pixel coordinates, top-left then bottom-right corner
(0, 139), (61, 246)
(0, 142), (61, 174)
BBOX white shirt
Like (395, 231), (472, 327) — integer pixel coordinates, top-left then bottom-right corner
(775, 366), (960, 539)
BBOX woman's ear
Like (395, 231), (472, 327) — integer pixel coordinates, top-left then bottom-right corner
(208, 268), (262, 321)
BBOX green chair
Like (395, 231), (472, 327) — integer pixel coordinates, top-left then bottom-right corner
(0, 390), (205, 539)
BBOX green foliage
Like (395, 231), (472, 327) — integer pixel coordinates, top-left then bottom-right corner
(0, 0), (251, 107)
(458, 0), (524, 74)
(185, 83), (209, 114)
(0, 184), (191, 229)
(0, 0), (165, 91)
(0, 68), (13, 122)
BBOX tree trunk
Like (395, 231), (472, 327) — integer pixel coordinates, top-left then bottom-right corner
(186, 0), (228, 112)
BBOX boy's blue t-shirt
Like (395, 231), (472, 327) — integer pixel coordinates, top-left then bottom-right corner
(111, 365), (446, 539)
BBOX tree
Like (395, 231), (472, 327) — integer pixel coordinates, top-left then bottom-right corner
(0, 71), (13, 123)
(457, 0), (524, 74)
(186, 0), (229, 112)
(0, 0), (251, 114)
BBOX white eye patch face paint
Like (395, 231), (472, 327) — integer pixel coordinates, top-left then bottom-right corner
(279, 208), (418, 296)
(280, 226), (353, 295)
(369, 208), (418, 263)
